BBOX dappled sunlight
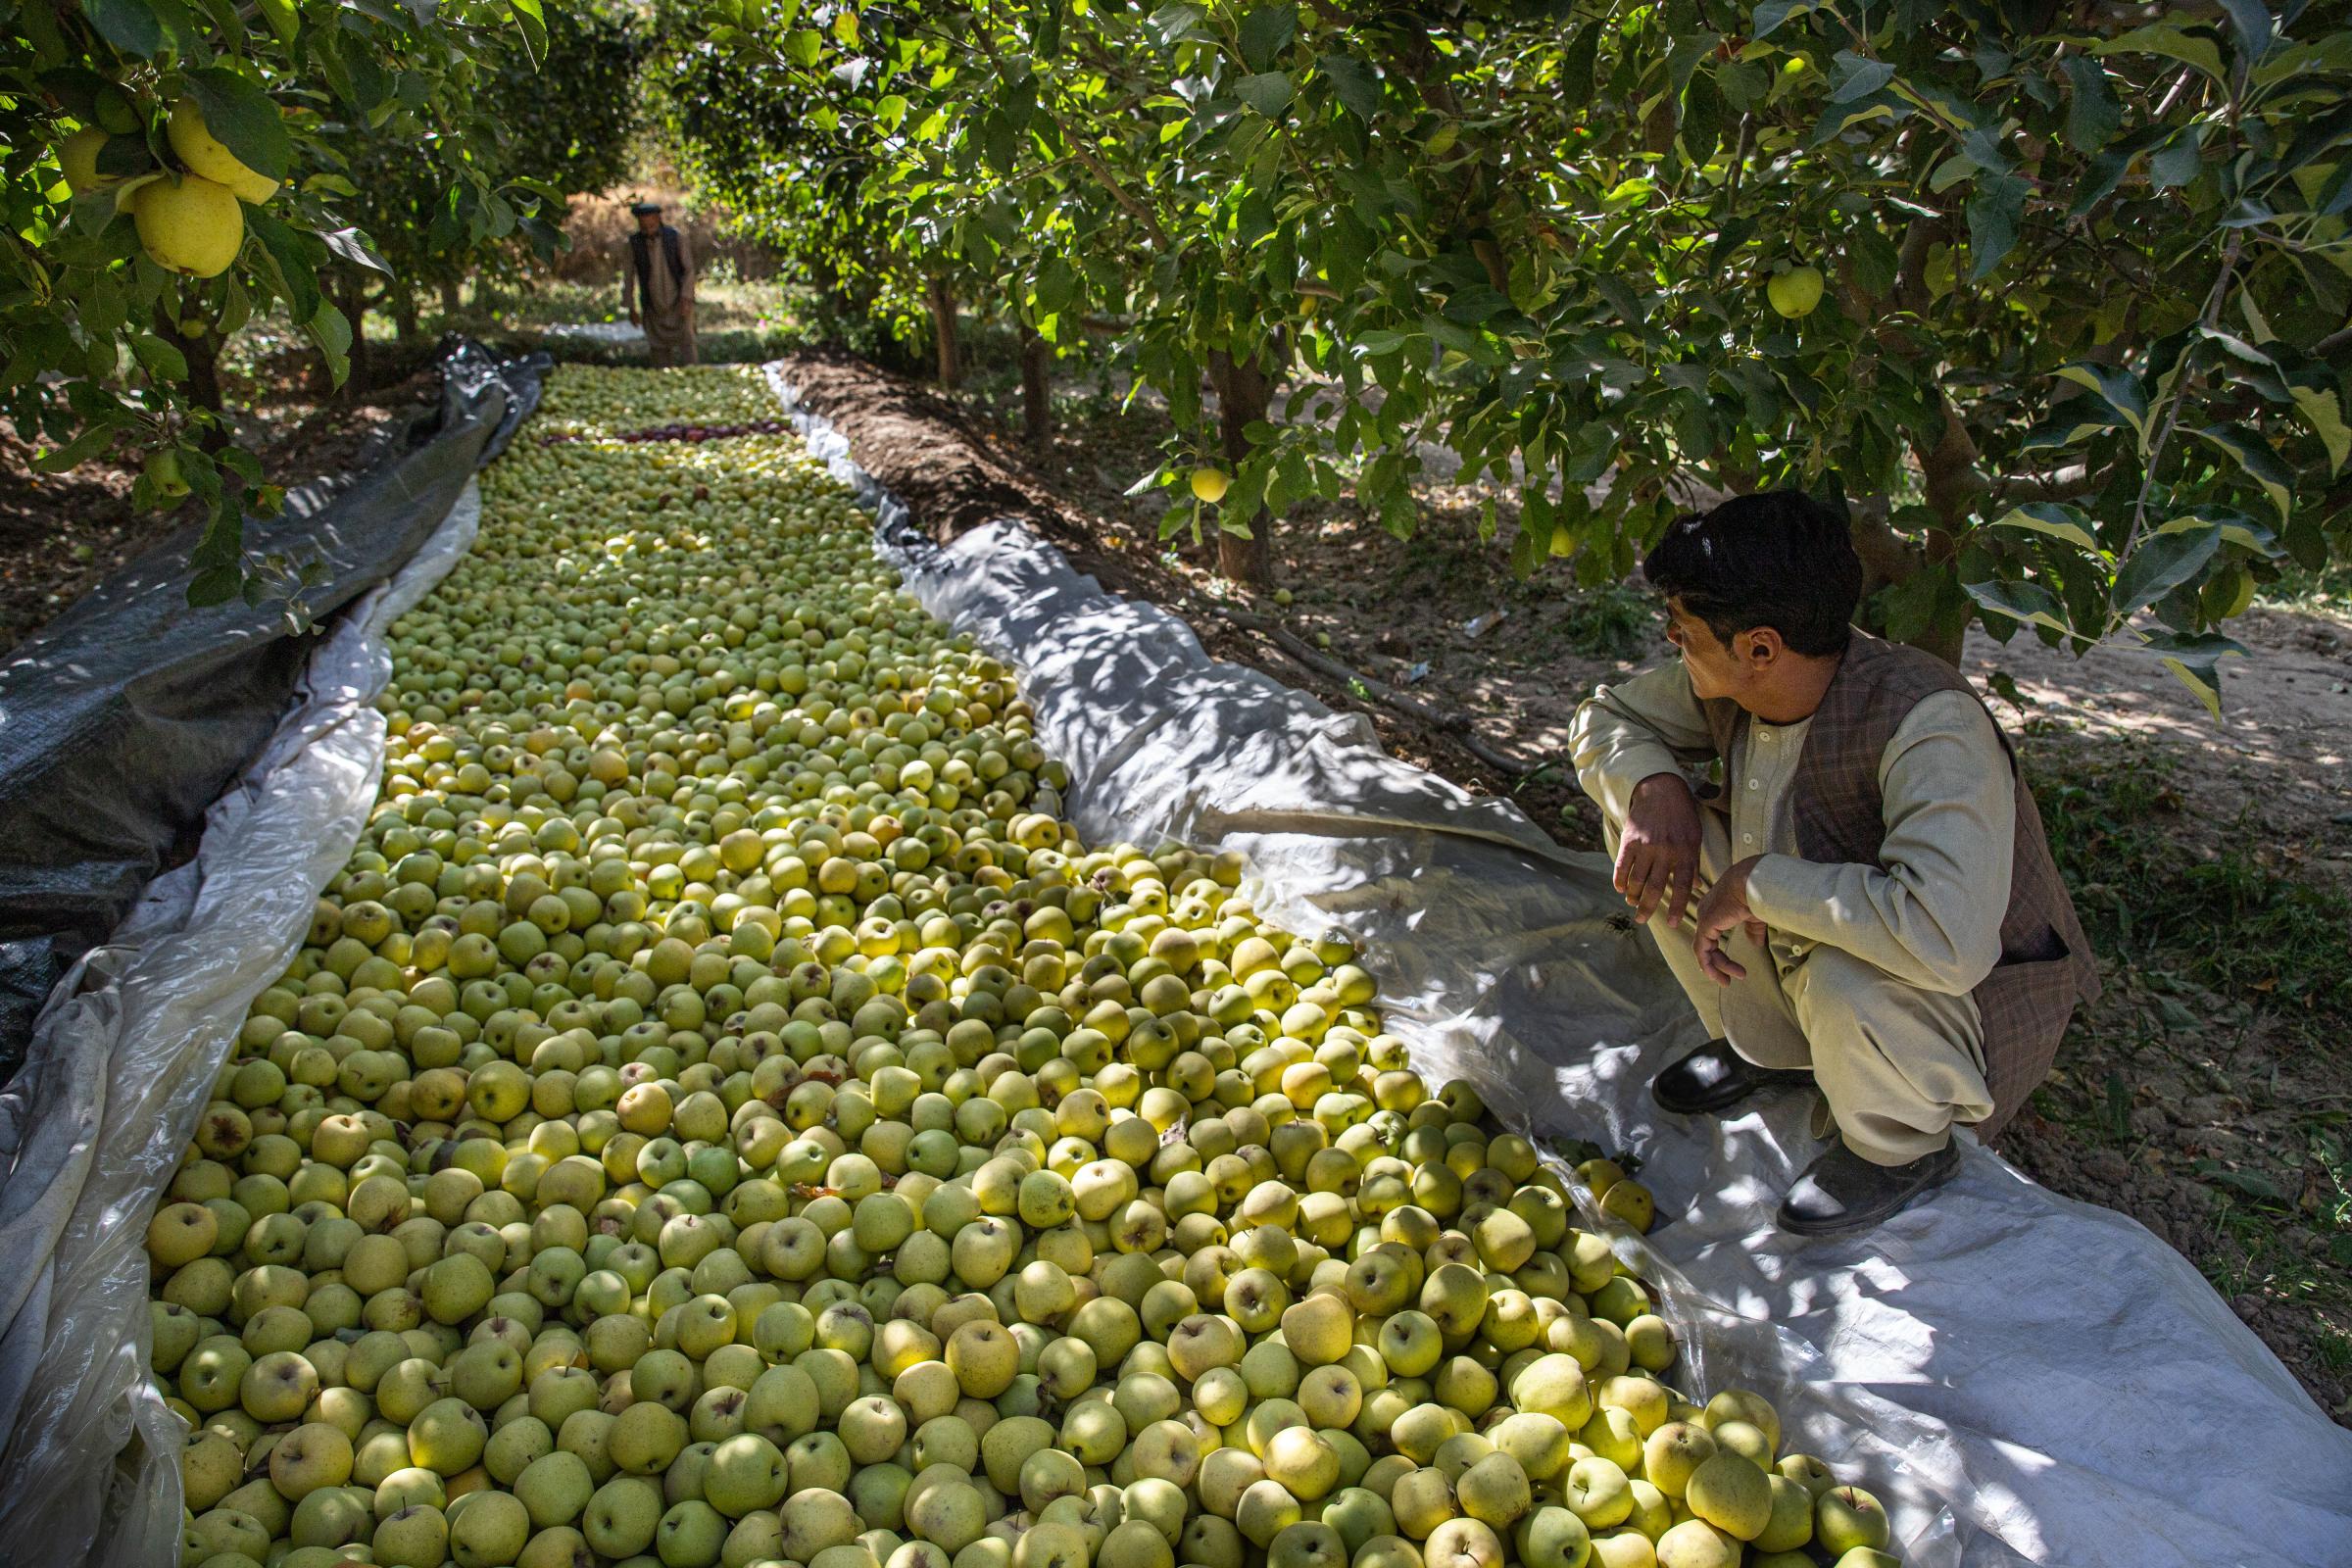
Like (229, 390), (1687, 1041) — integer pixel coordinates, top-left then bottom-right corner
(875, 493), (2352, 1564)
(1965, 621), (2352, 837)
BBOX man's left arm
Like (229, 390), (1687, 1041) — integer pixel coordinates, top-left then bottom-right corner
(1742, 691), (2017, 993)
(677, 228), (697, 304)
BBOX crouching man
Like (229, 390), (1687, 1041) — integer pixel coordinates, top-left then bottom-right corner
(1570, 492), (2099, 1236)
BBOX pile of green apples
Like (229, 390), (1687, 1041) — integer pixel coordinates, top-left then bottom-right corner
(147, 367), (1902, 1568)
(534, 367), (794, 444)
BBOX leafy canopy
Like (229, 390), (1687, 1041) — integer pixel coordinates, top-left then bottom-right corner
(676, 0), (2352, 710)
(3, 0), (640, 606)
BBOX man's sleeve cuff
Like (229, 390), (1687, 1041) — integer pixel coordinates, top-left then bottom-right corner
(1743, 854), (1830, 931)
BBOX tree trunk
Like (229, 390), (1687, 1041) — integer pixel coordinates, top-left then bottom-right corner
(1849, 500), (1968, 667)
(393, 283), (421, 345)
(338, 271), (371, 397)
(155, 306), (227, 451)
(1018, 321), (1052, 454)
(1901, 403), (1982, 665)
(1207, 348), (1276, 588)
(439, 276), (463, 316)
(925, 276), (960, 389)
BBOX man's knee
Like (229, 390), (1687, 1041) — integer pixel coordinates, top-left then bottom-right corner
(1795, 948), (1984, 1070)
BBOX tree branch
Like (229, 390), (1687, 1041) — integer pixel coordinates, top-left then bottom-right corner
(1068, 142), (1171, 250)
(1990, 462), (2107, 507)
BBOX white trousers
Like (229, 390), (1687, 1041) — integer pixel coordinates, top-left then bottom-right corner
(1604, 803), (1994, 1164)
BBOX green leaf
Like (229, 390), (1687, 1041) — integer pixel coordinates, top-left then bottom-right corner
(2193, 422), (2294, 519)
(2060, 56), (2122, 154)
(81, 275), (126, 336)
(1965, 172), (2030, 279)
(1146, 2), (1207, 48)
(255, 0), (297, 45)
(320, 226), (392, 274)
(2054, 362), (2149, 445)
(1828, 51), (1894, 104)
(1846, 226), (1898, 298)
(129, 332), (188, 381)
(186, 69), (292, 182)
(1680, 68), (1723, 163)
(2095, 24), (2228, 83)
(784, 28), (822, 68)
(2111, 522), (2220, 616)
(244, 206), (320, 322)
(188, 565), (243, 608)
(1319, 54), (1381, 121)
(1879, 567), (1968, 648)
(2289, 376), (2350, 473)
(1238, 5), (1298, 74)
(2173, 506), (2279, 558)
(1991, 503), (2104, 555)
(1963, 576), (2077, 638)
(507, 0), (548, 69)
(33, 421), (120, 473)
(82, 0), (161, 56)
(95, 134), (155, 178)
(2215, 0), (2273, 61)
(1810, 91), (1904, 146)
(2140, 632), (2246, 719)
(2149, 125), (2205, 190)
(2018, 412), (2120, 452)
(2163, 657), (2226, 718)
(1030, 0), (1062, 58)
(1235, 72), (1295, 119)
(1559, 24), (1599, 102)
(1751, 0), (1815, 39)
(308, 300), (352, 386)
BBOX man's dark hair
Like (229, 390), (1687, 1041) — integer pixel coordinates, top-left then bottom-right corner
(1640, 490), (1863, 658)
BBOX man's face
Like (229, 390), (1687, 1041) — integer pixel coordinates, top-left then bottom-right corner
(636, 211), (662, 234)
(1663, 599), (1750, 701)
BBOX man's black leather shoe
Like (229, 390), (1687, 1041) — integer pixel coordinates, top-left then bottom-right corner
(1777, 1141), (1960, 1237)
(1650, 1040), (1813, 1116)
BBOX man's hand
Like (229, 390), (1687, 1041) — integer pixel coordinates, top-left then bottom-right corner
(1692, 855), (1770, 985)
(1615, 771), (1702, 926)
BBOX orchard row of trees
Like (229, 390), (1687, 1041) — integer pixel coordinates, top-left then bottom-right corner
(665, 0), (2352, 705)
(3, 0), (643, 604)
(7, 1), (2351, 701)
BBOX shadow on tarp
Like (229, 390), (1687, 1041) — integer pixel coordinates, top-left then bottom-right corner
(0, 340), (548, 1085)
(759, 363), (2352, 1568)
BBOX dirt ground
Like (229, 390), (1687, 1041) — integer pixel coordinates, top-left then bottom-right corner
(1, 353), (438, 658)
(772, 346), (2352, 1423)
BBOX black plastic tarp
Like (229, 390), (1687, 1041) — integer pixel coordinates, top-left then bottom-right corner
(0, 339), (546, 1081)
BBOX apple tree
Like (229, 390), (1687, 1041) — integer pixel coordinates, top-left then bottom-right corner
(1, 0), (572, 607)
(651, 0), (958, 379)
(691, 0), (2350, 706)
(331, 0), (649, 357)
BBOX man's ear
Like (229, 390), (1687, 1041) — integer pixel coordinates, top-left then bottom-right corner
(1736, 625), (1786, 668)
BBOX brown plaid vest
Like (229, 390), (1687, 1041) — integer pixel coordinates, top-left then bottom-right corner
(1699, 630), (2100, 1142)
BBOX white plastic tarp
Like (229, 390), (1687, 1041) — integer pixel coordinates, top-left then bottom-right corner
(764, 368), (2352, 1568)
(4, 358), (2346, 1568)
(0, 484), (483, 1567)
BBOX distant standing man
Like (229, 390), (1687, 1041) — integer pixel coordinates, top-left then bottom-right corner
(1570, 492), (2100, 1236)
(623, 200), (697, 368)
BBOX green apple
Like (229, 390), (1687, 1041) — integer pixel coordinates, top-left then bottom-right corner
(1815, 1487), (1890, 1556)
